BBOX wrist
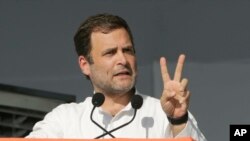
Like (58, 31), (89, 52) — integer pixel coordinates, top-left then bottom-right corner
(167, 112), (188, 125)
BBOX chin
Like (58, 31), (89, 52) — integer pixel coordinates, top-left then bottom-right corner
(113, 85), (134, 94)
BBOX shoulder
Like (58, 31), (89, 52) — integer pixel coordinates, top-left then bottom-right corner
(136, 92), (163, 112)
(46, 97), (92, 117)
(135, 92), (168, 123)
(136, 91), (160, 105)
(27, 97), (93, 138)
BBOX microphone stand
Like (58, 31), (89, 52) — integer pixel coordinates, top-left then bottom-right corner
(91, 106), (115, 138)
(95, 109), (137, 139)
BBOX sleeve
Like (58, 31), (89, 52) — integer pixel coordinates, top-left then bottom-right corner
(165, 111), (207, 141)
(26, 104), (67, 138)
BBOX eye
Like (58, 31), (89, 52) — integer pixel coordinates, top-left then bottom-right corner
(104, 49), (116, 56)
(123, 48), (135, 55)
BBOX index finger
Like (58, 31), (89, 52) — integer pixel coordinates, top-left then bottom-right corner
(174, 54), (186, 81)
(160, 57), (171, 83)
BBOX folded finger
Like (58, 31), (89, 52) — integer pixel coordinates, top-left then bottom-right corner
(180, 78), (188, 94)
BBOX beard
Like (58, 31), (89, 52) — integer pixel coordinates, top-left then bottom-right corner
(89, 65), (137, 95)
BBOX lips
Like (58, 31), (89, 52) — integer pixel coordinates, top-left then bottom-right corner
(114, 70), (131, 76)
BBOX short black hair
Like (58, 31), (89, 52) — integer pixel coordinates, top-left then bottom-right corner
(74, 13), (135, 64)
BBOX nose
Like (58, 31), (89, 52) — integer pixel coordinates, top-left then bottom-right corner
(116, 51), (127, 65)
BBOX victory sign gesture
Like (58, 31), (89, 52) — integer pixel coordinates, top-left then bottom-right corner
(160, 54), (190, 120)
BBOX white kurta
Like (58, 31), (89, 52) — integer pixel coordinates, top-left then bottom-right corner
(27, 92), (207, 141)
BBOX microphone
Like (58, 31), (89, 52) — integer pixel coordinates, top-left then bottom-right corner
(95, 94), (143, 139)
(131, 94), (143, 109)
(90, 93), (115, 138)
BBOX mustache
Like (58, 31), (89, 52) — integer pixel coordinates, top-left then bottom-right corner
(113, 65), (133, 76)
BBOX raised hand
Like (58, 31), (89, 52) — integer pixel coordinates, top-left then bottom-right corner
(160, 54), (190, 118)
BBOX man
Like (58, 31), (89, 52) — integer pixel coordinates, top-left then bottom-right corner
(27, 13), (207, 140)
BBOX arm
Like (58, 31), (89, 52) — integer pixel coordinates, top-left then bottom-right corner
(165, 111), (207, 141)
(26, 105), (65, 138)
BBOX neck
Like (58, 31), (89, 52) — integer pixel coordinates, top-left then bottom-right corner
(99, 89), (135, 116)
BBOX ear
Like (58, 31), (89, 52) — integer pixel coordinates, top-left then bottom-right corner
(79, 56), (90, 76)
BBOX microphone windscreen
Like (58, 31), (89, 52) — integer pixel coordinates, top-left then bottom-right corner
(92, 93), (105, 107)
(131, 95), (143, 109)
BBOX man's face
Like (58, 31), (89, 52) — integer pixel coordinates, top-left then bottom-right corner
(83, 28), (137, 95)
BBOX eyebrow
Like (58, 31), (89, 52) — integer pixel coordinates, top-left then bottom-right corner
(101, 46), (134, 56)
(101, 47), (117, 56)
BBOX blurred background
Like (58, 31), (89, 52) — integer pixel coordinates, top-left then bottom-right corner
(1, 0), (250, 140)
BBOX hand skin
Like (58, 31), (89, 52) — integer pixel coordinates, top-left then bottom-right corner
(160, 54), (191, 137)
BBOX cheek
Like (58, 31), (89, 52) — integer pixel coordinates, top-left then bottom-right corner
(129, 58), (137, 70)
(95, 61), (114, 75)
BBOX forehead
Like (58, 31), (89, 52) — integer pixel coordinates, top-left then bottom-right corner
(90, 28), (132, 50)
